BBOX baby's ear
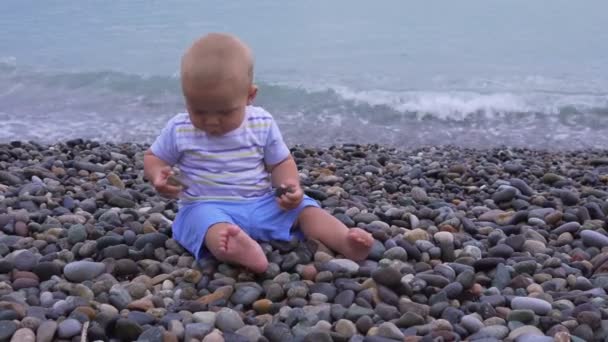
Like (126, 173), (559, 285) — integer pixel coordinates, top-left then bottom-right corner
(247, 85), (258, 104)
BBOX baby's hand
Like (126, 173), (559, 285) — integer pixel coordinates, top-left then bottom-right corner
(276, 182), (303, 210)
(153, 166), (184, 199)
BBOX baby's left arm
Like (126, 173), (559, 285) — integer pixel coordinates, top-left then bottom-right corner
(268, 156), (303, 210)
(262, 115), (303, 209)
(268, 155), (299, 188)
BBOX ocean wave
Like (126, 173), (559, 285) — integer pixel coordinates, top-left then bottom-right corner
(315, 85), (608, 121)
(2, 63), (608, 149)
(2, 62), (607, 121)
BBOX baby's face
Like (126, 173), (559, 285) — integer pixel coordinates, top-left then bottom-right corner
(184, 79), (256, 136)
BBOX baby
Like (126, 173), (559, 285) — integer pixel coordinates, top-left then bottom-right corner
(144, 33), (373, 273)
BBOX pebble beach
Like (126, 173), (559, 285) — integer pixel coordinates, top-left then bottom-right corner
(2, 140), (608, 342)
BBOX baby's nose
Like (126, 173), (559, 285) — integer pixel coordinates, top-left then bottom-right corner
(204, 116), (221, 125)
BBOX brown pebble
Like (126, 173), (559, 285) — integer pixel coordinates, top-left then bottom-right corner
(554, 331), (571, 342)
(0, 301), (27, 318)
(143, 223), (158, 234)
(404, 337), (423, 342)
(439, 225), (458, 233)
(131, 275), (154, 289)
(495, 307), (510, 320)
(12, 278), (39, 290)
(202, 331), (223, 342)
(252, 299), (273, 314)
(51, 166), (66, 177)
(128, 298), (155, 312)
(74, 306), (97, 319)
(255, 314), (274, 326)
(12, 271), (39, 282)
(107, 172), (125, 189)
(301, 264), (317, 281)
(184, 270), (202, 284)
(14, 221), (28, 237)
(427, 330), (458, 341)
(163, 331), (179, 342)
(545, 211), (563, 225)
(10, 328), (35, 342)
(469, 283), (483, 297)
(151, 274), (171, 285)
(197, 286), (233, 305)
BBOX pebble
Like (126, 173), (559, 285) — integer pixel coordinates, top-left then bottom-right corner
(231, 285), (262, 306)
(511, 297), (552, 315)
(581, 230), (608, 248)
(63, 261), (106, 282)
(137, 326), (164, 342)
(372, 267), (402, 287)
(522, 240), (546, 254)
(335, 319), (358, 338)
(114, 259), (139, 277)
(384, 246), (408, 260)
(169, 320), (185, 340)
(492, 187), (517, 202)
(216, 308), (244, 332)
(305, 332), (332, 342)
(508, 325), (544, 340)
(9, 328), (35, 342)
(510, 178), (534, 196)
(327, 259), (360, 274)
(476, 325), (510, 340)
(14, 250), (37, 271)
(463, 245), (482, 260)
(2, 142), (608, 342)
(193, 312), (216, 326)
(377, 322), (404, 340)
(115, 318), (143, 341)
(134, 233), (169, 250)
(57, 318), (81, 339)
(460, 314), (484, 333)
(128, 311), (155, 326)
(263, 322), (293, 341)
(488, 244), (514, 258)
(236, 326), (262, 342)
(417, 273), (449, 288)
(517, 336), (554, 342)
(202, 330), (224, 342)
(572, 324), (594, 341)
(508, 309), (535, 324)
(67, 224), (87, 244)
(0, 321), (18, 341)
(353, 213), (379, 224)
(405, 228), (429, 243)
(334, 290), (355, 308)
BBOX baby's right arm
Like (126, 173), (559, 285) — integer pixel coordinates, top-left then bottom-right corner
(146, 114), (186, 198)
(144, 149), (183, 198)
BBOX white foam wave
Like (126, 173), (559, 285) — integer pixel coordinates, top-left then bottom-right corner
(329, 86), (608, 121)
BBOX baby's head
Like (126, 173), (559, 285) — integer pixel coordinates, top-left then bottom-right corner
(180, 33), (257, 135)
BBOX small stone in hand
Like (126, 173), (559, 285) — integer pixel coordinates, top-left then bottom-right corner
(275, 185), (294, 197)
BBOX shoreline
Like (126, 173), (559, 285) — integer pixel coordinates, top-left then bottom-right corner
(5, 138), (608, 153)
(1, 140), (608, 341)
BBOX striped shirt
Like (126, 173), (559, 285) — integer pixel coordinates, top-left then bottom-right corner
(150, 106), (290, 204)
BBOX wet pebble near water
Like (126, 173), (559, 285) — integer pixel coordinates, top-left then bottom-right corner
(2, 140), (608, 341)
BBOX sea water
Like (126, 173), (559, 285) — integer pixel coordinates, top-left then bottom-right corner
(1, 0), (607, 149)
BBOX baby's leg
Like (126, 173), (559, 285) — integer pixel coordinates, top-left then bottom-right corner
(205, 223), (269, 273)
(297, 207), (373, 261)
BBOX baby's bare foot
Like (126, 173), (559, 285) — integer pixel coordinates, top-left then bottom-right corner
(217, 225), (268, 273)
(343, 228), (374, 261)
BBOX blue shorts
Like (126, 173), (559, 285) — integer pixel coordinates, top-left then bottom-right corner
(172, 193), (320, 260)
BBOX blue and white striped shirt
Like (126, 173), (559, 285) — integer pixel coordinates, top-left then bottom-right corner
(150, 106), (290, 204)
